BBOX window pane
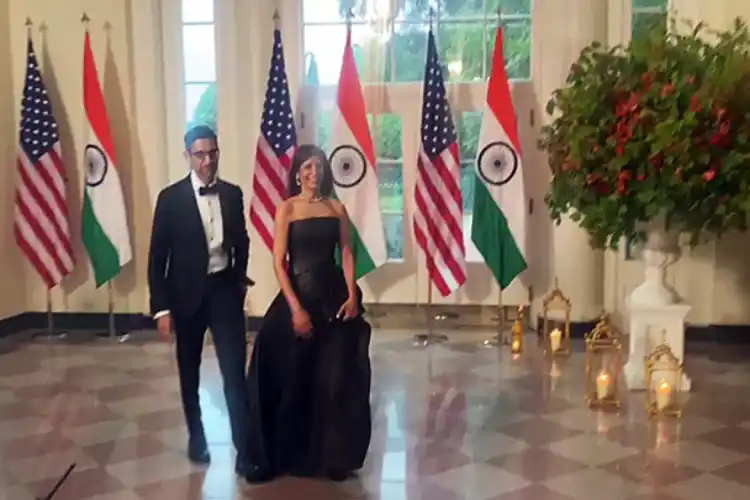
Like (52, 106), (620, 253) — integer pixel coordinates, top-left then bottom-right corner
(488, 0), (532, 15)
(383, 212), (405, 261)
(398, 0), (530, 20)
(437, 0), (485, 18)
(458, 111), (482, 166)
(486, 18), (531, 80)
(182, 0), (214, 23)
(392, 22), (429, 82)
(375, 114), (404, 261)
(633, 0), (667, 9)
(303, 0), (349, 23)
(183, 24), (217, 82)
(438, 22), (485, 82)
(378, 162), (404, 261)
(460, 161), (475, 214)
(185, 83), (217, 131)
(304, 24), (382, 85)
(317, 112), (333, 152)
(632, 12), (667, 39)
(458, 111), (481, 262)
(459, 112), (481, 215)
(376, 114), (402, 160)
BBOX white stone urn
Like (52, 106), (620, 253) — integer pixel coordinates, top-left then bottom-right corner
(628, 217), (682, 306)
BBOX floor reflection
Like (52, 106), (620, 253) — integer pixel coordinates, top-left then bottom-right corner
(1, 331), (750, 499)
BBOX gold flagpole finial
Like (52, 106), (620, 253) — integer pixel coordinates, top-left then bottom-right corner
(81, 12), (90, 24)
(428, 7), (435, 29)
(272, 8), (280, 26)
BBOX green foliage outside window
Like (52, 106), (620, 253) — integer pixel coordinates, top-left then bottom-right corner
(188, 83), (217, 132)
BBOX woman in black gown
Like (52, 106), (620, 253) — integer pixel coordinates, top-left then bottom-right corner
(245, 144), (372, 483)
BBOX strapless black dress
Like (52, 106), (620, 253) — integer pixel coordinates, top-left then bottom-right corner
(245, 217), (372, 478)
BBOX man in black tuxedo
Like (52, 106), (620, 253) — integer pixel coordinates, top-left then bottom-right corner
(147, 125), (259, 481)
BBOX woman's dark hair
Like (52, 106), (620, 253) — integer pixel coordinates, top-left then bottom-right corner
(287, 144), (334, 198)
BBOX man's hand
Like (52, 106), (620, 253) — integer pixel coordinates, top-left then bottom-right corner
(156, 314), (173, 342)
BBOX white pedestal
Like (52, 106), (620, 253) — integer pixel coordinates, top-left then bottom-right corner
(623, 302), (692, 392)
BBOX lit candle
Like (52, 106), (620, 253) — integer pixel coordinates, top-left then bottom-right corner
(656, 379), (672, 411)
(596, 370), (611, 400)
(549, 328), (562, 352)
(511, 338), (521, 353)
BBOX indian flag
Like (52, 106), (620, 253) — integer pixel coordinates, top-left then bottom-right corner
(81, 31), (132, 287)
(329, 26), (387, 279)
(471, 26), (527, 289)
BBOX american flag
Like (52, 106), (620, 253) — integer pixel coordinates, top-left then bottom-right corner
(413, 30), (466, 297)
(13, 37), (74, 288)
(250, 28), (297, 251)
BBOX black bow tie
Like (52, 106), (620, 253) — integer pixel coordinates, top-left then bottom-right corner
(198, 185), (218, 196)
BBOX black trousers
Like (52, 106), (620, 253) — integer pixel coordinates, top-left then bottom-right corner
(172, 271), (249, 460)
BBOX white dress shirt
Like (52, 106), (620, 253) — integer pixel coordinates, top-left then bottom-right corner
(154, 171), (228, 320)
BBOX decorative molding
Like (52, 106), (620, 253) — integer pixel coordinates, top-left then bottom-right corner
(1, 309), (748, 346)
(0, 312), (262, 338)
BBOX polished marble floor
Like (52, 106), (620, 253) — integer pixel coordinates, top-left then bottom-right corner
(2, 329), (750, 499)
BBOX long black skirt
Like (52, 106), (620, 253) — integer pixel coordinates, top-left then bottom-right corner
(245, 291), (372, 477)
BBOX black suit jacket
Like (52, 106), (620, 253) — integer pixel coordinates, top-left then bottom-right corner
(147, 176), (250, 320)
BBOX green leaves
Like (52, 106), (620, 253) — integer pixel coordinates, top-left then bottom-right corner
(540, 19), (750, 250)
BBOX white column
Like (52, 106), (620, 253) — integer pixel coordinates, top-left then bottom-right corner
(129, 0), (170, 314)
(0, 0), (26, 319)
(228, 0), (281, 316)
(534, 0), (607, 322)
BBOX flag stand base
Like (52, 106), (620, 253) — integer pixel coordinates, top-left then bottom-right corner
(96, 283), (130, 343)
(483, 309), (510, 347)
(413, 332), (449, 347)
(482, 332), (510, 347)
(412, 279), (455, 347)
(32, 291), (68, 343)
(32, 331), (68, 343)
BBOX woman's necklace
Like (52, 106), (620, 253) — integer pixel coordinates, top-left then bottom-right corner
(300, 194), (323, 203)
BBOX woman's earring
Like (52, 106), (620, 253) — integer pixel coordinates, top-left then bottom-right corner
(295, 174), (301, 186)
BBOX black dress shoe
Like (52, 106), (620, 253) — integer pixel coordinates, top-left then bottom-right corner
(244, 465), (274, 484)
(187, 441), (211, 465)
(235, 458), (248, 476)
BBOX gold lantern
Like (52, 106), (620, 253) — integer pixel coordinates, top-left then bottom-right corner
(542, 278), (572, 357)
(645, 339), (683, 418)
(510, 307), (524, 354)
(584, 312), (623, 410)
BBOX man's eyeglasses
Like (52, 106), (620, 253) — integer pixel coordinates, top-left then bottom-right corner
(190, 149), (219, 161)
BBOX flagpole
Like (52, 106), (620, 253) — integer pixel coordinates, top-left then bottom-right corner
(411, 6), (454, 348)
(80, 12), (127, 345)
(479, 8), (512, 348)
(23, 17), (65, 344)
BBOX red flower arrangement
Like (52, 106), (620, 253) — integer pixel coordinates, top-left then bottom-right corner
(539, 20), (750, 249)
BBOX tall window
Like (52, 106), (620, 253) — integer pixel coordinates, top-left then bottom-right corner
(631, 0), (668, 39)
(182, 0), (217, 130)
(304, 0), (532, 266)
